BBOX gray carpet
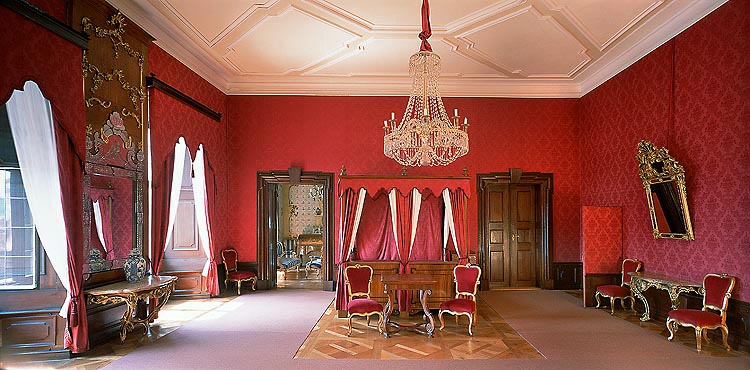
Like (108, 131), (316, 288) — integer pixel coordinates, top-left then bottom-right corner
(104, 289), (750, 370)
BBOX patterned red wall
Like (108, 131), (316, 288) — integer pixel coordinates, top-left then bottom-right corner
(582, 206), (622, 274)
(147, 45), (228, 262)
(580, 0), (749, 301)
(225, 96), (582, 265)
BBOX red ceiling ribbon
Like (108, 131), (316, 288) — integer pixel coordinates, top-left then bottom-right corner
(418, 0), (433, 52)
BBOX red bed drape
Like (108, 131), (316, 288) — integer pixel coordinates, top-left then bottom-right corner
(410, 190), (443, 261)
(451, 188), (468, 264)
(394, 190), (414, 312)
(55, 124), (89, 353)
(335, 188), (359, 310)
(354, 190), (398, 261)
(151, 149), (175, 275)
(202, 149), (220, 296)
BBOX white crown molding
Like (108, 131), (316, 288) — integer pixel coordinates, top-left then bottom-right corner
(577, 0), (729, 97)
(106, 0), (231, 92)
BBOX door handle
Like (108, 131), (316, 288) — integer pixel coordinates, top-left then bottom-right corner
(511, 234), (516, 241)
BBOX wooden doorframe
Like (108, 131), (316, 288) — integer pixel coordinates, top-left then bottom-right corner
(256, 170), (335, 290)
(477, 171), (554, 290)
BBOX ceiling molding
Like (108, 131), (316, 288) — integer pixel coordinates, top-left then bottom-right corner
(107, 0), (727, 98)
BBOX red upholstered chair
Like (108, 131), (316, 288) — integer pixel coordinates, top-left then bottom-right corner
(439, 264), (481, 336)
(595, 258), (642, 315)
(344, 264), (383, 336)
(221, 248), (257, 295)
(667, 273), (735, 352)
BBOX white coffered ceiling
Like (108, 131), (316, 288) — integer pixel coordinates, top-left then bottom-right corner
(107, 0), (727, 97)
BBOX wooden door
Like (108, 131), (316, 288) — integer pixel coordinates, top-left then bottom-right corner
(484, 184), (537, 288)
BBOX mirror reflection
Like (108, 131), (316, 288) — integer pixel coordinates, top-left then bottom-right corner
(636, 140), (694, 240)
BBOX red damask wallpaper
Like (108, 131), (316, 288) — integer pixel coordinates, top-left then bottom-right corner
(147, 45), (229, 262)
(579, 0), (749, 301)
(582, 206), (623, 274)
(225, 96), (582, 265)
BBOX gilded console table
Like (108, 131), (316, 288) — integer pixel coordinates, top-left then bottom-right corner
(85, 275), (178, 341)
(381, 274), (437, 338)
(628, 272), (703, 322)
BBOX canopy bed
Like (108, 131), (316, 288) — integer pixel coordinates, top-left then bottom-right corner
(335, 173), (471, 317)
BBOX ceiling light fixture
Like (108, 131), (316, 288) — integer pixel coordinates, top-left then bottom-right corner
(383, 0), (469, 167)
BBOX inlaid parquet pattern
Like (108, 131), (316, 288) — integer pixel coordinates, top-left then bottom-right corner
(295, 297), (543, 360)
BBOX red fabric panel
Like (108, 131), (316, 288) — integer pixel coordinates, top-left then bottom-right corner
(668, 309), (721, 327)
(451, 189), (468, 263)
(621, 259), (642, 284)
(704, 275), (733, 308)
(222, 249), (238, 271)
(203, 150), (220, 296)
(338, 177), (470, 198)
(55, 125), (89, 353)
(228, 271), (255, 280)
(582, 206), (622, 274)
(439, 299), (475, 313)
(347, 298), (383, 314)
(151, 149), (174, 275)
(354, 191), (398, 261)
(596, 285), (630, 298)
(395, 191), (413, 312)
(455, 265), (480, 294)
(336, 189), (359, 310)
(410, 191), (443, 261)
(579, 0), (749, 301)
(345, 266), (372, 295)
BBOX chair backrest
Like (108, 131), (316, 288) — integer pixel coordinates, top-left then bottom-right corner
(278, 239), (297, 258)
(621, 258), (643, 286)
(454, 264), (481, 300)
(222, 248), (239, 273)
(344, 264), (373, 300)
(703, 273), (735, 318)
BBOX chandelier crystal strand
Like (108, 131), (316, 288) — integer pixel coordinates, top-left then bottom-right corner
(383, 0), (469, 167)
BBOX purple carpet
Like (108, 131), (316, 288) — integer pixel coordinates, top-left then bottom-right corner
(103, 289), (750, 370)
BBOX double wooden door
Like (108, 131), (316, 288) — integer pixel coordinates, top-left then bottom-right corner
(484, 184), (537, 288)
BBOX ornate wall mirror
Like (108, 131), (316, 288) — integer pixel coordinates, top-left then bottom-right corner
(84, 112), (144, 273)
(636, 140), (694, 240)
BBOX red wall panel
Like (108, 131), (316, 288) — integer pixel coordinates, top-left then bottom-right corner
(582, 206), (623, 274)
(225, 96), (582, 265)
(580, 0), (749, 301)
(147, 45), (229, 262)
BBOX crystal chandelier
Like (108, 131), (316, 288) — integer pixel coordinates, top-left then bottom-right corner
(383, 0), (469, 167)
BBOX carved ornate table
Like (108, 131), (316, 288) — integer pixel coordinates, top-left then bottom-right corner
(85, 275), (178, 341)
(381, 274), (437, 338)
(628, 272), (703, 322)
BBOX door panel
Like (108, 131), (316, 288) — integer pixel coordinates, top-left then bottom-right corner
(486, 185), (509, 288)
(511, 186), (536, 287)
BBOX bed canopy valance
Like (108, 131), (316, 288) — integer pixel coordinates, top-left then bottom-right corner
(335, 172), (471, 311)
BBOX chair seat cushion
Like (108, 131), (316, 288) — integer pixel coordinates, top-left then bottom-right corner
(347, 298), (383, 314)
(228, 271), (256, 280)
(668, 309), (722, 327)
(279, 257), (301, 269)
(596, 285), (630, 298)
(440, 298), (476, 313)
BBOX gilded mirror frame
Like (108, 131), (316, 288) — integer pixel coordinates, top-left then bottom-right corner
(636, 140), (694, 240)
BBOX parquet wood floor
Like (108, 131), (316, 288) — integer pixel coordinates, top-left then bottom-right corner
(295, 297), (543, 360)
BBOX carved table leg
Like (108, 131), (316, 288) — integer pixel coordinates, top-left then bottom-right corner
(419, 289), (435, 337)
(668, 287), (682, 310)
(631, 279), (651, 321)
(382, 289), (395, 338)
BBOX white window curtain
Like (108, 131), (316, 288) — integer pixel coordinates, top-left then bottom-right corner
(388, 189), (401, 260)
(92, 200), (107, 253)
(6, 81), (70, 317)
(163, 137), (190, 253)
(346, 188), (367, 258)
(442, 188), (460, 258)
(191, 145), (211, 276)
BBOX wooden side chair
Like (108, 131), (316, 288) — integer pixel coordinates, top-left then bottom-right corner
(595, 258), (643, 315)
(221, 248), (257, 295)
(344, 264), (383, 337)
(438, 263), (481, 336)
(667, 273), (735, 352)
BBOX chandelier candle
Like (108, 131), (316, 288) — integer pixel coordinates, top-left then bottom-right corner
(383, 0), (470, 167)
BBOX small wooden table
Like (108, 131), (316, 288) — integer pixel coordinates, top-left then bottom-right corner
(628, 272), (703, 322)
(381, 274), (437, 338)
(85, 275), (178, 342)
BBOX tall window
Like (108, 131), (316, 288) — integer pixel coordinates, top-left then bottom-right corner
(0, 105), (38, 290)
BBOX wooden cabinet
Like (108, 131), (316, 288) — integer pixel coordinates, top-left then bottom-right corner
(0, 310), (67, 361)
(408, 261), (456, 312)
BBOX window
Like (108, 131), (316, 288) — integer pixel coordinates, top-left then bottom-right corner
(0, 105), (38, 290)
